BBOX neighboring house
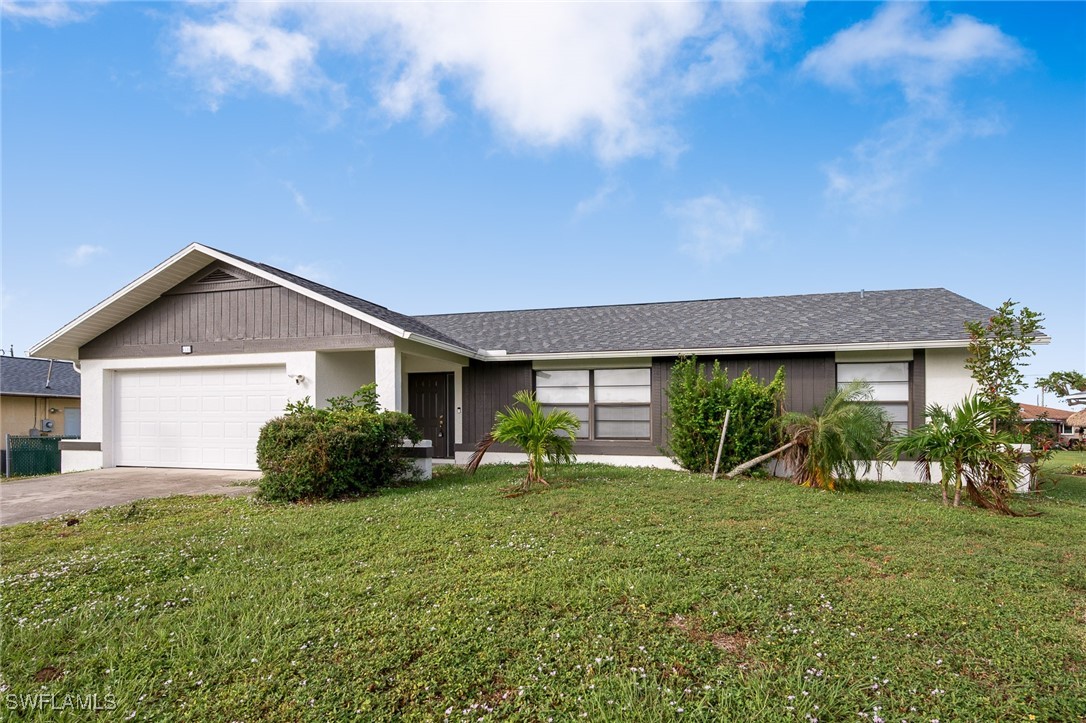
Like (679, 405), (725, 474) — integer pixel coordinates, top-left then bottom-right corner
(0, 356), (82, 470)
(1018, 403), (1073, 438)
(30, 243), (1046, 477)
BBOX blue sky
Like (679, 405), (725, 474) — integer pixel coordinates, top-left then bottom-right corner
(2, 1), (1083, 406)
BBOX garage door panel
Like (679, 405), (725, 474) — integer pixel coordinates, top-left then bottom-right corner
(115, 365), (286, 470)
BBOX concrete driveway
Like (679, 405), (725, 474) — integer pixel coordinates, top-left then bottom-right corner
(0, 467), (261, 526)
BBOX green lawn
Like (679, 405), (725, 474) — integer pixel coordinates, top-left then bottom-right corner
(2, 460), (1085, 721)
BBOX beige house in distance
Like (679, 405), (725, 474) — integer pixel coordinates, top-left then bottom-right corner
(1, 356), (81, 471)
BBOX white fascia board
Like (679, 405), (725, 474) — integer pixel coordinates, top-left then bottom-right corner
(194, 246), (413, 339)
(480, 338), (995, 362)
(29, 243), (213, 360)
(401, 333), (484, 361)
(197, 247), (484, 360)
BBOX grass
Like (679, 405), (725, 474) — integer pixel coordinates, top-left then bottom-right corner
(1036, 449), (1086, 502)
(2, 458), (1085, 721)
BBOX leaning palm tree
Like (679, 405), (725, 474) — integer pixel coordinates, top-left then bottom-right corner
(888, 395), (1023, 511)
(726, 382), (888, 489)
(465, 390), (581, 492)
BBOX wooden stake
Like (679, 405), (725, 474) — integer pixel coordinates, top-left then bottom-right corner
(711, 409), (731, 480)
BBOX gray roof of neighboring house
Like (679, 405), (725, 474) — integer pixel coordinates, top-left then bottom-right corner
(0, 357), (81, 397)
(215, 249), (477, 353)
(417, 288), (996, 355)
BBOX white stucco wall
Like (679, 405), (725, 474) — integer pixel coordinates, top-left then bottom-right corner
(374, 347), (403, 412)
(315, 351), (375, 407)
(61, 449), (104, 473)
(79, 351), (317, 468)
(924, 348), (976, 411)
(454, 451), (681, 471)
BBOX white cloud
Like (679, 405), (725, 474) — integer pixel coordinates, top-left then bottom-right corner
(63, 244), (106, 267)
(281, 180), (311, 217)
(176, 5), (333, 111)
(823, 106), (1005, 212)
(573, 179), (629, 220)
(173, 2), (796, 162)
(669, 193), (765, 262)
(802, 3), (1024, 212)
(1, 1), (96, 26)
(290, 262), (330, 284)
(802, 3), (1022, 102)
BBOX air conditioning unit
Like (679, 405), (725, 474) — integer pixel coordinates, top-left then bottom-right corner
(41, 419), (55, 432)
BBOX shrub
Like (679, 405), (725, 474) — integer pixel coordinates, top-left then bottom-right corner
(663, 356), (785, 473)
(257, 384), (422, 502)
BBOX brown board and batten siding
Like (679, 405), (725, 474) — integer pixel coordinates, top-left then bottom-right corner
(655, 352), (837, 414)
(909, 350), (925, 429)
(80, 263), (396, 359)
(460, 352), (843, 458)
(656, 352), (927, 432)
(458, 359), (533, 454)
(654, 352), (837, 453)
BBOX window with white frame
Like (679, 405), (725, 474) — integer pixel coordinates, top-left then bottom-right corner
(836, 362), (909, 433)
(535, 368), (651, 440)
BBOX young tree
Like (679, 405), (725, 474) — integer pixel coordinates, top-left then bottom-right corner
(964, 300), (1044, 424)
(957, 300), (1047, 513)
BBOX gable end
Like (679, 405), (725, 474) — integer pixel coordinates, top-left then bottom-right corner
(80, 264), (396, 359)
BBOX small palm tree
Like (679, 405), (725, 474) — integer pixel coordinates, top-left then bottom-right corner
(779, 382), (889, 490)
(727, 382), (888, 489)
(888, 395), (1022, 508)
(466, 390), (581, 492)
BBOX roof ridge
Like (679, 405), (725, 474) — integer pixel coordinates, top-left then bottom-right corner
(416, 287), (949, 319)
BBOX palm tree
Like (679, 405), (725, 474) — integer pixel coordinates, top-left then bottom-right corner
(888, 395), (1022, 509)
(726, 382), (888, 490)
(465, 390), (581, 492)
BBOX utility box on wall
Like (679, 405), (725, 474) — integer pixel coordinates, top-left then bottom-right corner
(40, 419), (55, 433)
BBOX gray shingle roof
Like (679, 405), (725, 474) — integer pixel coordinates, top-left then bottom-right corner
(417, 289), (995, 355)
(0, 357), (81, 397)
(213, 249), (476, 353)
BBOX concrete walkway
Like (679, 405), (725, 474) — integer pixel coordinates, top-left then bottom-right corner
(0, 467), (261, 526)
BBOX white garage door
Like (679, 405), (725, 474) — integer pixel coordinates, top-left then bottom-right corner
(114, 366), (287, 470)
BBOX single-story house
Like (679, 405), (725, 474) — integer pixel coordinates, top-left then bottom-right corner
(1018, 403), (1074, 437)
(0, 355), (82, 474)
(1, 355), (81, 440)
(30, 243), (1045, 478)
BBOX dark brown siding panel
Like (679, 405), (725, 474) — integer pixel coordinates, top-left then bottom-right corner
(80, 281), (396, 359)
(652, 358), (671, 451)
(654, 352), (835, 419)
(910, 350), (926, 429)
(459, 359), (532, 451)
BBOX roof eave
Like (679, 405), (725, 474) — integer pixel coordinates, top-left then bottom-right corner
(401, 332), (484, 361)
(0, 391), (81, 399)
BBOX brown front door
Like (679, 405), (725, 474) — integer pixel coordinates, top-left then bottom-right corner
(408, 372), (454, 458)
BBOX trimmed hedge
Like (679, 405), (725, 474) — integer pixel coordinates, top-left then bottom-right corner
(256, 386), (421, 501)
